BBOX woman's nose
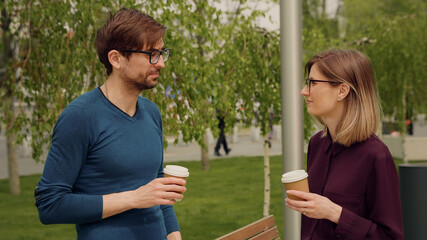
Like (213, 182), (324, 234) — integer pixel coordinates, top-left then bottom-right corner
(301, 85), (309, 96)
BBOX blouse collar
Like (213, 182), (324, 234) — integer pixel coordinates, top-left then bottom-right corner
(323, 130), (347, 156)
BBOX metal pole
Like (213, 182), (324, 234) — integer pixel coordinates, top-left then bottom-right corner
(280, 0), (304, 239)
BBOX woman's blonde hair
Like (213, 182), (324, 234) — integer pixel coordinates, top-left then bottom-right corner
(305, 49), (381, 146)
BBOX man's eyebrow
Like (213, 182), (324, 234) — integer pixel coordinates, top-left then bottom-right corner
(146, 46), (165, 51)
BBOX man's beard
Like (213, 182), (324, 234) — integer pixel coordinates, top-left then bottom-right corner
(121, 71), (158, 93)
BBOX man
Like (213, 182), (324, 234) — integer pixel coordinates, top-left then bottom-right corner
(214, 110), (231, 156)
(35, 8), (186, 240)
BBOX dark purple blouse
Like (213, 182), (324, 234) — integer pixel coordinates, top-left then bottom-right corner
(302, 132), (404, 240)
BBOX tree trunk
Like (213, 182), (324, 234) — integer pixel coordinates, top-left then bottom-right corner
(7, 94), (20, 195)
(201, 131), (210, 171)
(1, 8), (20, 195)
(7, 131), (20, 195)
(263, 134), (270, 217)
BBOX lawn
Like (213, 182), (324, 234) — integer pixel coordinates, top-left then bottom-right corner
(0, 155), (403, 239)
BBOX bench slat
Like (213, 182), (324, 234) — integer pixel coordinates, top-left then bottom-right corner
(248, 226), (280, 240)
(216, 215), (278, 240)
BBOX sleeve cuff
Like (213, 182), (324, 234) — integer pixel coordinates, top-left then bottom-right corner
(161, 205), (180, 234)
(335, 208), (371, 239)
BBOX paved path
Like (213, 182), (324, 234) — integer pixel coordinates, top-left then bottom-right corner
(0, 132), (283, 179)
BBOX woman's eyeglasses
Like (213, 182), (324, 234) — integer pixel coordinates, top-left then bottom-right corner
(304, 78), (342, 91)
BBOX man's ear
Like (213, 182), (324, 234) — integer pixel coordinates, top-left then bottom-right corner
(108, 50), (122, 70)
(338, 83), (350, 101)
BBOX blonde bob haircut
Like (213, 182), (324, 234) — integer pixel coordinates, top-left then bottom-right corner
(305, 49), (381, 146)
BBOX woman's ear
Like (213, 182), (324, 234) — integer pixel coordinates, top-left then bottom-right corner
(108, 50), (122, 70)
(338, 83), (350, 101)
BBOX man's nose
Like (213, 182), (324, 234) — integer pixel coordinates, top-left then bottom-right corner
(154, 56), (166, 69)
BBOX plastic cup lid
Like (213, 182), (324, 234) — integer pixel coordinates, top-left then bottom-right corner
(281, 170), (308, 183)
(164, 165), (189, 177)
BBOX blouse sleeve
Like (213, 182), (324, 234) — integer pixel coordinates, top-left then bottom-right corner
(334, 146), (404, 239)
(35, 105), (103, 224)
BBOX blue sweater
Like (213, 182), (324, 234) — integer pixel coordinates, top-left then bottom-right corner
(35, 88), (179, 240)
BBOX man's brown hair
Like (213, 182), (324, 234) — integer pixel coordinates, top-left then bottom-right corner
(95, 8), (167, 75)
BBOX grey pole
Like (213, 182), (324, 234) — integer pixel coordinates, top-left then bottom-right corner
(280, 0), (304, 239)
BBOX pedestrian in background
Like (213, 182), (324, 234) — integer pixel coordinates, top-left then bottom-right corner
(214, 109), (231, 156)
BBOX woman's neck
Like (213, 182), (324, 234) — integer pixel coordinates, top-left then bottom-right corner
(324, 118), (339, 141)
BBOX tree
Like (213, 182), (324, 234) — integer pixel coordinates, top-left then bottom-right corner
(301, 0), (427, 136)
(0, 0), (269, 193)
(363, 11), (427, 133)
(339, 0), (427, 133)
(145, 0), (268, 170)
(1, 0), (21, 195)
(225, 25), (280, 216)
(0, 0), (124, 194)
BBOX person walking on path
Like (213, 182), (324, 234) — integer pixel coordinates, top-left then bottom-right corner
(285, 49), (404, 239)
(35, 8), (186, 240)
(214, 110), (231, 156)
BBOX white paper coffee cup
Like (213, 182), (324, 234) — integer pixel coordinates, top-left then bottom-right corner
(282, 170), (309, 201)
(164, 165), (189, 202)
(164, 165), (189, 179)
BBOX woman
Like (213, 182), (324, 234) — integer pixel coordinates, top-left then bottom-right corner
(285, 49), (404, 239)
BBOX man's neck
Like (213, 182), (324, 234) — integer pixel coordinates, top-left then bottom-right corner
(102, 76), (139, 117)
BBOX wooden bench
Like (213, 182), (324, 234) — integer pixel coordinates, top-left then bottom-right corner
(216, 215), (280, 240)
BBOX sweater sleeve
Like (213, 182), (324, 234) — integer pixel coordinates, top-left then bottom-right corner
(150, 102), (181, 234)
(159, 145), (180, 234)
(35, 105), (103, 225)
(334, 146), (404, 240)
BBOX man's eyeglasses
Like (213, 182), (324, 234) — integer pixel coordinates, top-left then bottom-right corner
(304, 78), (342, 91)
(122, 48), (170, 64)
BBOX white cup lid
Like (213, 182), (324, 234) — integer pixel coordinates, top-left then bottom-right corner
(164, 165), (189, 177)
(281, 170), (308, 183)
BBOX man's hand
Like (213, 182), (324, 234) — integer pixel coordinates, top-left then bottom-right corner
(167, 231), (182, 240)
(102, 177), (186, 219)
(130, 177), (187, 209)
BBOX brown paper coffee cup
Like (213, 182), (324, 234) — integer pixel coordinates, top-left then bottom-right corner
(282, 170), (309, 201)
(164, 173), (187, 181)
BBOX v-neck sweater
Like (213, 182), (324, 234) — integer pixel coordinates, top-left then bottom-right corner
(35, 88), (179, 239)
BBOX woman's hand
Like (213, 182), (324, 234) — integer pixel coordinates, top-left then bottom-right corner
(285, 190), (342, 224)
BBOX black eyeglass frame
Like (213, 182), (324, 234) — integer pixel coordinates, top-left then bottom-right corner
(122, 48), (170, 64)
(304, 78), (342, 91)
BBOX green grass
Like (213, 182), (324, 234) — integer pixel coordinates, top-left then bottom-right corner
(0, 155), (404, 239)
(0, 175), (76, 239)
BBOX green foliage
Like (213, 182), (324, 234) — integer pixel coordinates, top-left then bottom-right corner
(1, 0), (110, 161)
(304, 0), (427, 134)
(145, 0), (281, 144)
(340, 0), (383, 39)
(3, 0), (425, 164)
(1, 0), (292, 161)
(363, 11), (427, 130)
(339, 0), (427, 132)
